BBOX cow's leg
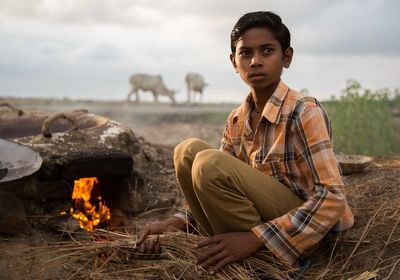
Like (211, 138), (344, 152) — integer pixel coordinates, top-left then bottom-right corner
(127, 89), (134, 102)
(153, 91), (159, 103)
(170, 95), (176, 105)
(135, 90), (140, 103)
(193, 92), (197, 104)
(187, 89), (191, 104)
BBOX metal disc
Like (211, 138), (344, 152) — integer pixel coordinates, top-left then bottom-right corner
(0, 139), (43, 183)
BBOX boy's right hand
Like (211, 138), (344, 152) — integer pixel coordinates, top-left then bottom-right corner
(136, 221), (167, 245)
(135, 216), (186, 256)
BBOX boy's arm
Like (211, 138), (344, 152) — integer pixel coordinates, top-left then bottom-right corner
(252, 104), (353, 265)
(219, 111), (236, 155)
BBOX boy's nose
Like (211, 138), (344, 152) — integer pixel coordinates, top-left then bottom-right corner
(250, 53), (263, 67)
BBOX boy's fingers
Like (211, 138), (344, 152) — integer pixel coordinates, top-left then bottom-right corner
(210, 257), (232, 275)
(196, 236), (218, 248)
(138, 242), (147, 254)
(155, 243), (162, 255)
(196, 244), (220, 265)
(199, 250), (227, 268)
(137, 228), (151, 245)
(147, 240), (156, 254)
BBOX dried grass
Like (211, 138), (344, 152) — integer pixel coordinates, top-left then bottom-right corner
(17, 230), (294, 279)
(12, 158), (400, 280)
(305, 190), (400, 279)
(13, 212), (399, 279)
(16, 197), (399, 280)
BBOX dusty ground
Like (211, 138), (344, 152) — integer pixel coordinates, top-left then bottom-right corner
(0, 98), (399, 279)
(6, 98), (236, 148)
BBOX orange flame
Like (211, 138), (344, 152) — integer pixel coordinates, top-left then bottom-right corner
(70, 177), (110, 231)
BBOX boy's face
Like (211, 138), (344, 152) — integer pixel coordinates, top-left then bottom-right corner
(230, 27), (293, 92)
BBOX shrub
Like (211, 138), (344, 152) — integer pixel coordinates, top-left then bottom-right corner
(323, 80), (399, 156)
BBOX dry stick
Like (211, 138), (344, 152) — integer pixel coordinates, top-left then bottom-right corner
(92, 252), (99, 276)
(373, 215), (400, 270)
(317, 236), (341, 280)
(35, 252), (92, 278)
(37, 244), (114, 270)
(92, 245), (122, 273)
(161, 266), (173, 280)
(387, 208), (400, 219)
(90, 265), (165, 276)
(388, 238), (400, 244)
(176, 264), (191, 280)
(43, 246), (95, 263)
(136, 206), (175, 219)
(339, 239), (371, 244)
(27, 253), (37, 275)
(16, 244), (92, 265)
(382, 259), (400, 280)
(347, 177), (384, 195)
(374, 255), (400, 270)
(64, 225), (88, 247)
(347, 270), (378, 280)
(26, 215), (64, 218)
(67, 256), (95, 280)
(341, 203), (385, 273)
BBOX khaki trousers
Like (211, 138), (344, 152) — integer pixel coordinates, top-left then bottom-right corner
(173, 138), (303, 236)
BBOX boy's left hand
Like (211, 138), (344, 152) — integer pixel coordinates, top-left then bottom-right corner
(195, 232), (263, 274)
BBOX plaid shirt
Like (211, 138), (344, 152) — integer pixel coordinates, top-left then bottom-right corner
(220, 80), (354, 265)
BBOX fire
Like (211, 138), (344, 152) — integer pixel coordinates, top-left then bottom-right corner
(70, 177), (110, 231)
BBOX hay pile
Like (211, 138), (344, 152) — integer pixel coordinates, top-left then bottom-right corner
(11, 157), (400, 279)
(16, 230), (297, 279)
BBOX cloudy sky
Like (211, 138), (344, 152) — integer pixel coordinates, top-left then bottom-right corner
(0, 0), (399, 103)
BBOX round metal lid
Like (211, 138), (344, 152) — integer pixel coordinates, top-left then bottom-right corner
(0, 139), (43, 183)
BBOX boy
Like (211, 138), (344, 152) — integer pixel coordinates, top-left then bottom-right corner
(136, 11), (354, 274)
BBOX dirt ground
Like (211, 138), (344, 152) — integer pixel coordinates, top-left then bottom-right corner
(6, 98), (236, 148)
(0, 99), (399, 279)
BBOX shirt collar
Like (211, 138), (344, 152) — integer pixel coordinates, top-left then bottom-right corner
(233, 80), (289, 124)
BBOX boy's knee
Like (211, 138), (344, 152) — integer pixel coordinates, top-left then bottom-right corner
(173, 138), (211, 167)
(174, 138), (201, 161)
(192, 149), (225, 187)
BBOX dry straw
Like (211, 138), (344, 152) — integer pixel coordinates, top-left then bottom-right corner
(19, 230), (294, 279)
(16, 199), (399, 280)
(13, 158), (400, 279)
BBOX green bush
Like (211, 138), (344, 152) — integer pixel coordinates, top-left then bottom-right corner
(323, 80), (399, 156)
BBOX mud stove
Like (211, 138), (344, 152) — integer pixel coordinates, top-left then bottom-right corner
(0, 107), (147, 233)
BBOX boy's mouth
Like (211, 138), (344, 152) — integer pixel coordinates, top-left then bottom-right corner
(248, 73), (266, 81)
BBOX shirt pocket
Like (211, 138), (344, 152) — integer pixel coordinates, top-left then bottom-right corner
(255, 159), (286, 181)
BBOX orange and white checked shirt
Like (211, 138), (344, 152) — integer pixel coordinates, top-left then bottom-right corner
(220, 80), (354, 265)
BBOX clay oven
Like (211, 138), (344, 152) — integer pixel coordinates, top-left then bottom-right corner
(0, 105), (148, 233)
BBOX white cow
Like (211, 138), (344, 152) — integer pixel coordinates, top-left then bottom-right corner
(185, 72), (208, 104)
(127, 74), (176, 104)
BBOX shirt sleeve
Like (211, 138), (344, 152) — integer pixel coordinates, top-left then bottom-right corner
(251, 104), (350, 265)
(219, 112), (236, 155)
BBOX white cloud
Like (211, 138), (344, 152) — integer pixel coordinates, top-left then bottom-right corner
(0, 0), (398, 102)
(293, 0), (400, 55)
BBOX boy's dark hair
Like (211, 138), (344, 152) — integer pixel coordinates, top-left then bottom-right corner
(230, 11), (291, 54)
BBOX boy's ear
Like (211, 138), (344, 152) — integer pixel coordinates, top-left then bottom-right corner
(283, 47), (293, 68)
(230, 53), (239, 73)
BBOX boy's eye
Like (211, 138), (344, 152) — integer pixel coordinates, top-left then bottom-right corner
(239, 50), (251, 56)
(263, 48), (274, 54)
